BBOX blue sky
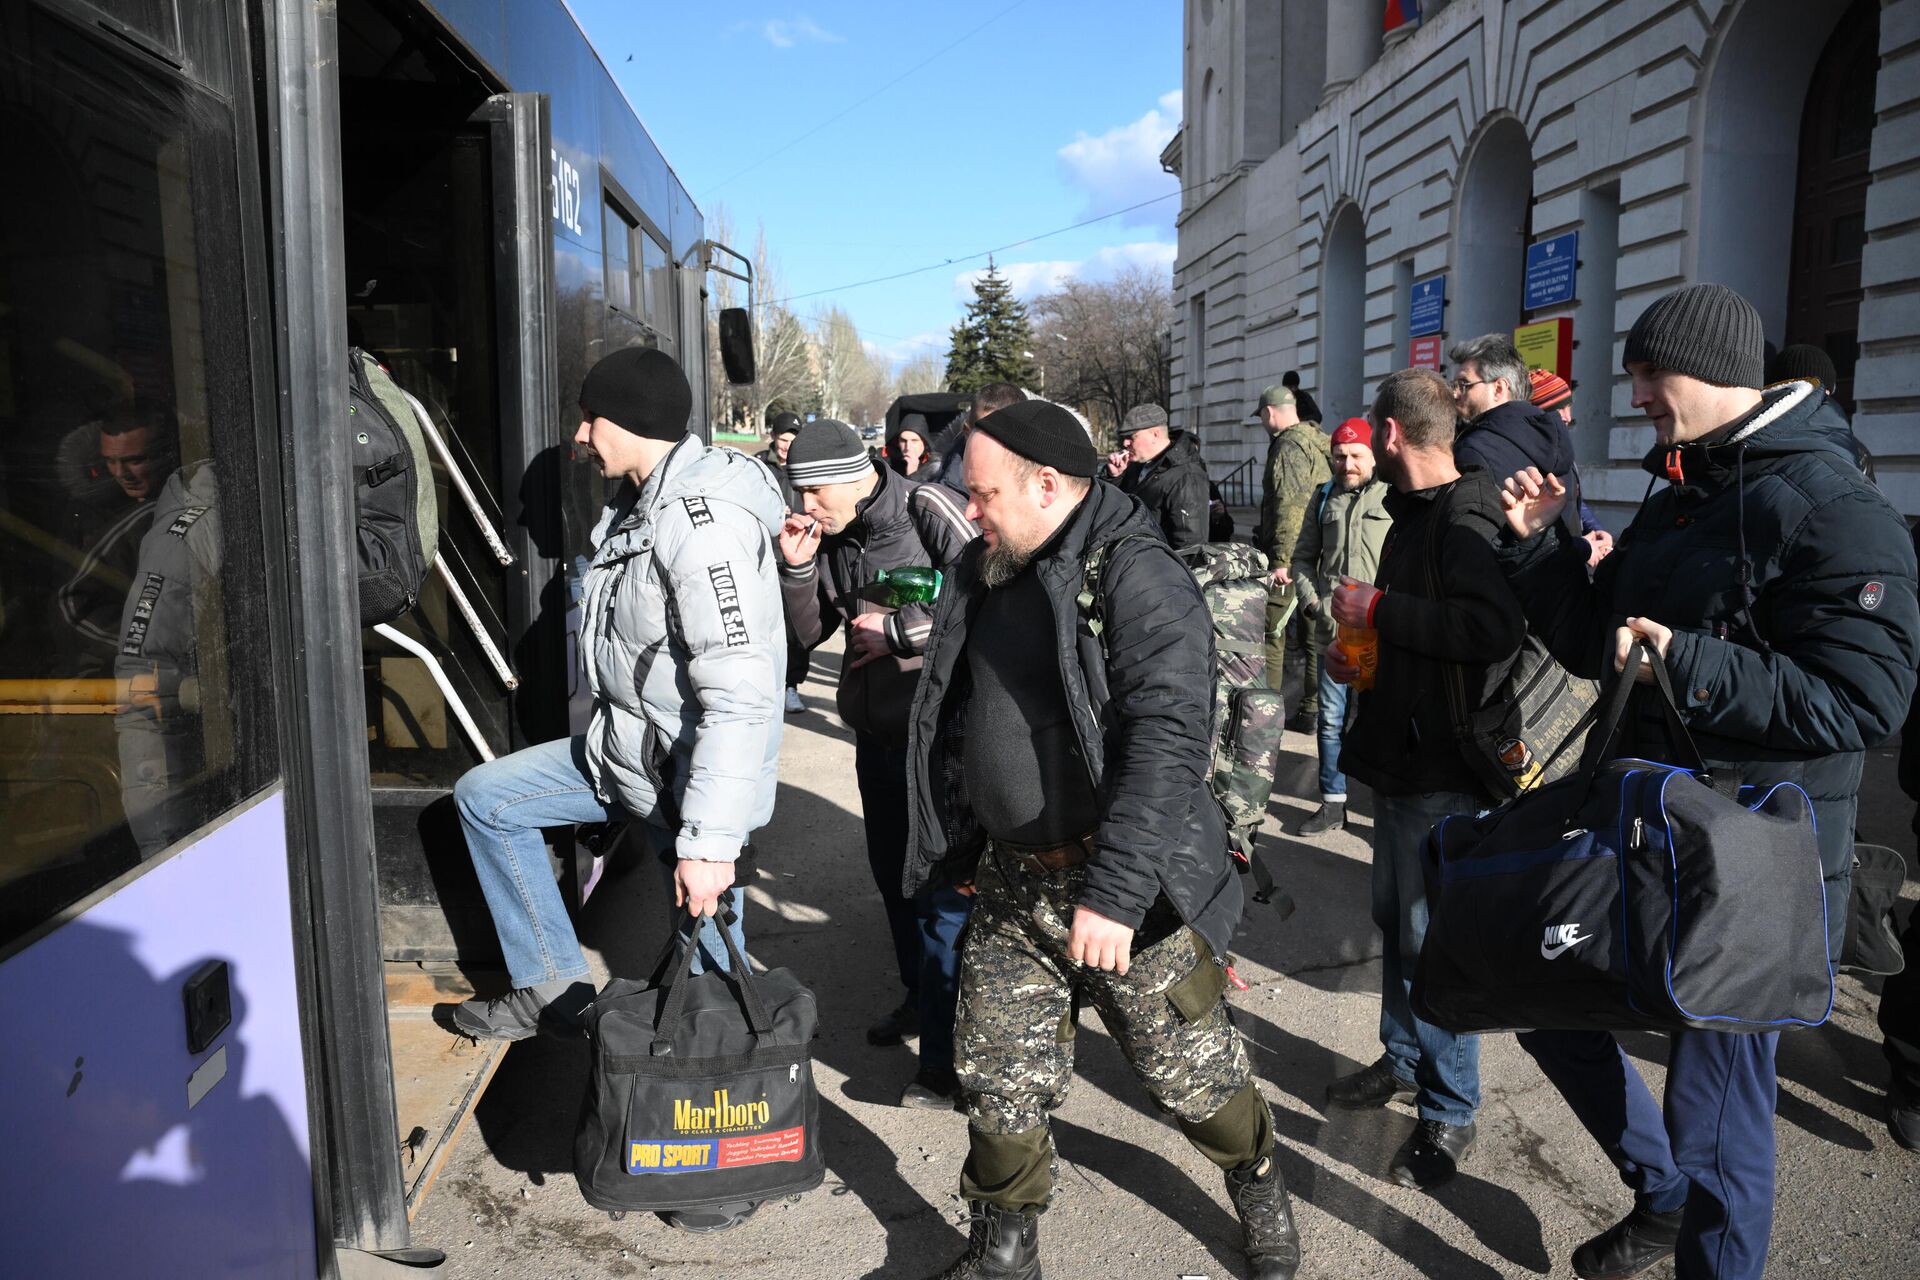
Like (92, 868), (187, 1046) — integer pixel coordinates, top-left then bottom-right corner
(571, 0), (1181, 371)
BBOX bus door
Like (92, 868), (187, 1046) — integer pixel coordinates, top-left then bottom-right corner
(337, 0), (565, 1213)
(0, 1), (316, 1274)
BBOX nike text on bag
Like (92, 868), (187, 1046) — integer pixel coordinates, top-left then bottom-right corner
(349, 347), (439, 625)
(1412, 643), (1833, 1035)
(1079, 538), (1292, 914)
(575, 910), (825, 1213)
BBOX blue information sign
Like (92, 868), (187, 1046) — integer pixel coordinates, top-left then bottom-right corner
(1524, 232), (1579, 310)
(1408, 274), (1446, 337)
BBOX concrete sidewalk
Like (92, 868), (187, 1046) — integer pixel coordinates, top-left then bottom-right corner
(412, 635), (1920, 1279)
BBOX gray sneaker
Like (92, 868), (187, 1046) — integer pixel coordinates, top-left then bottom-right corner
(445, 982), (592, 1042)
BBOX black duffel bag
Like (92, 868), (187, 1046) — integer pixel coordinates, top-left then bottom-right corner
(575, 908), (824, 1215)
(1412, 643), (1834, 1036)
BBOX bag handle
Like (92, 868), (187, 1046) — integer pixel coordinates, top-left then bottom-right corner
(1576, 638), (1708, 777)
(647, 893), (777, 1055)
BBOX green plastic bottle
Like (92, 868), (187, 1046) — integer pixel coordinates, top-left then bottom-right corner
(869, 566), (943, 606)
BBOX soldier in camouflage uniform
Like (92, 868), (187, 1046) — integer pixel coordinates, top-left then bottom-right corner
(903, 400), (1301, 1280)
(1252, 385), (1331, 727)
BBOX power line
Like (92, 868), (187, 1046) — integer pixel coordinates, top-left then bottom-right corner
(701, 0), (1035, 196)
(775, 189), (1180, 306)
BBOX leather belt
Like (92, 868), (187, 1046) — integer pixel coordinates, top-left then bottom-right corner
(996, 832), (1095, 875)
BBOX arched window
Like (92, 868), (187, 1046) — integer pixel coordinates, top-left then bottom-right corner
(1320, 204), (1367, 425)
(1452, 115), (1533, 341)
(1697, 0), (1858, 342)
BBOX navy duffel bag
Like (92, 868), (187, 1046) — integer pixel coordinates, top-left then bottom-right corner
(575, 907), (825, 1216)
(1412, 644), (1834, 1035)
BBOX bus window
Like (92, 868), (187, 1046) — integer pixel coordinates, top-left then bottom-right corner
(642, 228), (674, 350)
(0, 8), (277, 953)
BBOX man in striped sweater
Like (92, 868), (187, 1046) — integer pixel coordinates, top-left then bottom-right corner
(778, 418), (980, 1108)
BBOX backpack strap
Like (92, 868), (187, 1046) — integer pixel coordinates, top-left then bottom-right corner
(1075, 532), (1162, 639)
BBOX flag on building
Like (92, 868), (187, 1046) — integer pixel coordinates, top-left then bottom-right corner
(1384, 0), (1422, 34)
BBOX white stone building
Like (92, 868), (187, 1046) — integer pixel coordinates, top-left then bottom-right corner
(1167, 0), (1919, 518)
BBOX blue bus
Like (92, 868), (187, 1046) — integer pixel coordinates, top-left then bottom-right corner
(0, 0), (750, 1272)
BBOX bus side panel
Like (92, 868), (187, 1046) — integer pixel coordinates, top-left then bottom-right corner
(0, 793), (315, 1278)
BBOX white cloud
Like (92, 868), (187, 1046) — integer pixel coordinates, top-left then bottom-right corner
(1057, 90), (1181, 228)
(952, 241), (1177, 303)
(759, 16), (843, 48)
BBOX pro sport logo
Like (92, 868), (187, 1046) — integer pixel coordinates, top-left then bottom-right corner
(707, 564), (750, 647)
(1540, 923), (1592, 960)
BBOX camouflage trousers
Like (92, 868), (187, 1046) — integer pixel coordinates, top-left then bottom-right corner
(956, 848), (1252, 1140)
(1265, 589), (1320, 719)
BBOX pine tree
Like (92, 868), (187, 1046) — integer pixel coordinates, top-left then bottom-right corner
(944, 260), (1041, 394)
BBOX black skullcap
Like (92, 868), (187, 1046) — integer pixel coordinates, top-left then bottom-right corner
(970, 399), (1099, 477)
(768, 411), (804, 438)
(1623, 283), (1765, 390)
(1768, 343), (1839, 390)
(579, 346), (692, 440)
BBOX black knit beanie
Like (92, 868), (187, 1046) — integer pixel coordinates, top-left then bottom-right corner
(785, 419), (873, 487)
(578, 346), (692, 440)
(1622, 283), (1765, 389)
(971, 399), (1099, 477)
(1768, 343), (1839, 390)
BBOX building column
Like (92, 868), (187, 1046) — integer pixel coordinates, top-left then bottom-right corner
(1323, 0), (1379, 101)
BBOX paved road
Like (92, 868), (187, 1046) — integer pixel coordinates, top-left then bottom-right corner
(413, 635), (1920, 1279)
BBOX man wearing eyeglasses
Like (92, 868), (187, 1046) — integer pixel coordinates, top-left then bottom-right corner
(1446, 334), (1582, 537)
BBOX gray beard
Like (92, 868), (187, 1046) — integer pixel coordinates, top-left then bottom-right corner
(979, 541), (1033, 589)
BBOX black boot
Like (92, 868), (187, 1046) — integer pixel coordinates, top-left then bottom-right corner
(1298, 803), (1346, 836)
(1325, 1057), (1416, 1109)
(868, 998), (921, 1046)
(1890, 1079), (1920, 1151)
(1571, 1201), (1684, 1279)
(930, 1202), (1041, 1280)
(1388, 1118), (1476, 1189)
(1225, 1155), (1302, 1280)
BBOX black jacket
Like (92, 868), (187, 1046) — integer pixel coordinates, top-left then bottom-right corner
(1454, 399), (1581, 536)
(1499, 382), (1920, 954)
(757, 448), (797, 511)
(904, 482), (1242, 959)
(1118, 430), (1210, 549)
(782, 461), (977, 747)
(1339, 467), (1528, 799)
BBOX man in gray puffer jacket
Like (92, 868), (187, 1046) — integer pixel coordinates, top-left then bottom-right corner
(450, 348), (786, 1062)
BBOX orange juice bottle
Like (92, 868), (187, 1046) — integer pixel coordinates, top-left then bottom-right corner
(1332, 579), (1378, 692)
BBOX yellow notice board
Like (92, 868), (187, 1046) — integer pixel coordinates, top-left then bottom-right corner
(1514, 317), (1572, 378)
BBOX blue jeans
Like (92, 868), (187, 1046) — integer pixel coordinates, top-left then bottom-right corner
(453, 735), (745, 989)
(1518, 1028), (1780, 1280)
(1371, 789), (1481, 1125)
(855, 735), (970, 1075)
(1315, 659), (1353, 803)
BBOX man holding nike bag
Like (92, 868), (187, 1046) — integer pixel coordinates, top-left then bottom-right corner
(1494, 284), (1919, 1280)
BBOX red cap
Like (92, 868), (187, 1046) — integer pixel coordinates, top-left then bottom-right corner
(1330, 417), (1373, 450)
(1529, 367), (1573, 412)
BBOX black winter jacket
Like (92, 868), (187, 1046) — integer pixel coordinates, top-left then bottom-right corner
(1454, 399), (1581, 536)
(1118, 430), (1210, 549)
(782, 461), (977, 747)
(903, 482), (1243, 960)
(757, 448), (797, 512)
(1498, 382), (1920, 955)
(1339, 467), (1528, 799)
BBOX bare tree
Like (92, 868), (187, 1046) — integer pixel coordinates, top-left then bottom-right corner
(811, 304), (886, 424)
(893, 351), (946, 396)
(746, 226), (816, 428)
(1031, 266), (1174, 440)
